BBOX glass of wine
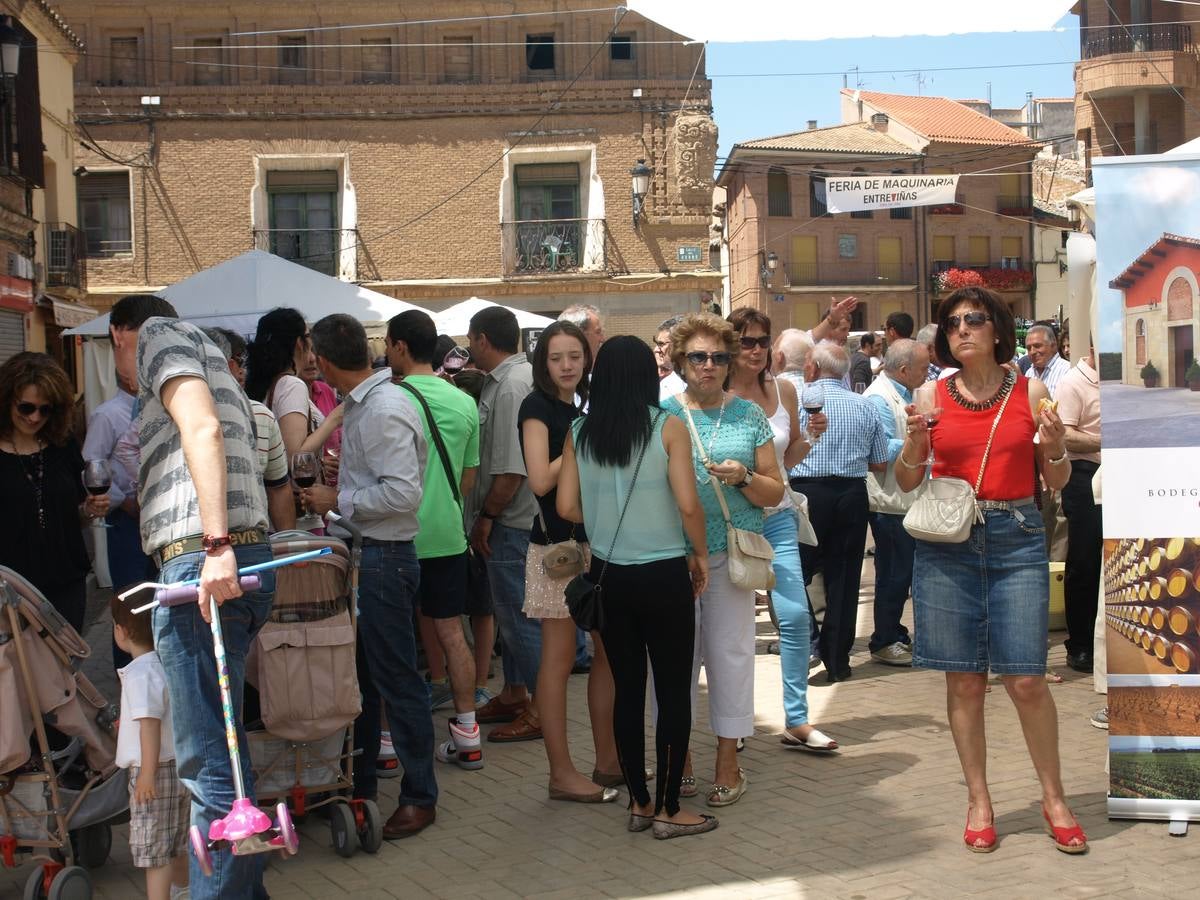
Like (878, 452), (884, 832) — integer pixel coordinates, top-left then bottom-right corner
(854, 381), (867, 394)
(802, 381), (826, 443)
(292, 452), (321, 530)
(913, 390), (944, 466)
(83, 459), (113, 527)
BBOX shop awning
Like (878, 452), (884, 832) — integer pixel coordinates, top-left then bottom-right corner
(39, 295), (99, 328)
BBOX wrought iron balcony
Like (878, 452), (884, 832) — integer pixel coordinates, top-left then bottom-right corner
(1082, 23), (1192, 59)
(786, 261), (914, 286)
(502, 218), (607, 275)
(45, 223), (86, 290)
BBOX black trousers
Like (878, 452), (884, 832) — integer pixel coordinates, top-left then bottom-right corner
(1060, 460), (1102, 656)
(792, 477), (870, 676)
(595, 555), (694, 816)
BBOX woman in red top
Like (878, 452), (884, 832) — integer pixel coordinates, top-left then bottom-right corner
(896, 287), (1086, 856)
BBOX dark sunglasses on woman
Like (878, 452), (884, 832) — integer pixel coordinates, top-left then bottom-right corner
(685, 351), (733, 367)
(16, 401), (55, 417)
(738, 335), (771, 350)
(946, 312), (992, 330)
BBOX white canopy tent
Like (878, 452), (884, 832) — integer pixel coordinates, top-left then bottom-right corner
(68, 250), (431, 414)
(433, 298), (555, 337)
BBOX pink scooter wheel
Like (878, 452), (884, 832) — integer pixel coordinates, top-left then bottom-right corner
(190, 825), (213, 876)
(277, 802), (299, 855)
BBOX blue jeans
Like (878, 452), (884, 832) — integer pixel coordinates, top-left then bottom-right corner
(152, 544), (275, 900)
(487, 523), (540, 691)
(868, 512), (915, 653)
(352, 540), (437, 807)
(764, 511), (811, 728)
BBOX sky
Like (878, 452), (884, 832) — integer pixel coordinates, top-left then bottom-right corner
(707, 11), (1080, 157)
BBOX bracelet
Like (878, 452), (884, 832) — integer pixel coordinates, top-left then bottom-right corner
(896, 451), (925, 470)
(1047, 452), (1070, 466)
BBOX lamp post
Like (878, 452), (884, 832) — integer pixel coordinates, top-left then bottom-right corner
(0, 17), (20, 176)
(0, 18), (19, 80)
(630, 158), (651, 228)
(760, 250), (778, 286)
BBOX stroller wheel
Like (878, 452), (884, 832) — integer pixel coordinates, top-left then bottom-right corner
(359, 799), (383, 854)
(190, 825), (213, 877)
(47, 866), (91, 900)
(23, 867), (47, 900)
(276, 802), (299, 856)
(71, 824), (112, 868)
(329, 803), (357, 858)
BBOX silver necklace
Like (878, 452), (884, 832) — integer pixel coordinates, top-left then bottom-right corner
(686, 391), (727, 464)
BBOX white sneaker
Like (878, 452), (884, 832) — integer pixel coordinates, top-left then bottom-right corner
(378, 731), (397, 761)
(170, 885), (190, 899)
(870, 642), (913, 667)
(435, 718), (484, 770)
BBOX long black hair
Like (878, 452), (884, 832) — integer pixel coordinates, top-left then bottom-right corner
(245, 307), (307, 402)
(530, 320), (591, 408)
(576, 336), (658, 467)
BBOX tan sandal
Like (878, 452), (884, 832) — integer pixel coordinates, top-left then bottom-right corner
(706, 769), (748, 807)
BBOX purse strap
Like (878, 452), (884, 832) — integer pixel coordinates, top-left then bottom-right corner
(593, 410), (662, 588)
(679, 400), (738, 527)
(398, 379), (469, 541)
(970, 378), (1015, 496)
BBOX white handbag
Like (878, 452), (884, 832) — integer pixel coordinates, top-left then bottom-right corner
(681, 404), (777, 590)
(902, 385), (1013, 544)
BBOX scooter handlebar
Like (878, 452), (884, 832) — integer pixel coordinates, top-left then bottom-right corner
(154, 575), (262, 607)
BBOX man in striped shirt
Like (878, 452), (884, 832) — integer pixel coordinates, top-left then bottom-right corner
(790, 344), (888, 683)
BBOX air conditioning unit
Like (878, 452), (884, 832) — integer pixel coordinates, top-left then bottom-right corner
(7, 252), (34, 281)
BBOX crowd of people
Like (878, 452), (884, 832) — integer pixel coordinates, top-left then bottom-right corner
(0, 285), (1105, 898)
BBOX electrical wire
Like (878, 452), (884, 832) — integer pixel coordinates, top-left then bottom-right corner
(1101, 0), (1200, 127)
(227, 6), (626, 37)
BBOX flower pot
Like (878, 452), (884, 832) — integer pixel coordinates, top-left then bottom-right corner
(1189, 381), (1200, 392)
(1144, 376), (1160, 388)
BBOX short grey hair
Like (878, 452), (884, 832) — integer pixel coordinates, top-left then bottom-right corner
(915, 323), (937, 346)
(1026, 324), (1058, 347)
(656, 314), (684, 335)
(883, 338), (919, 375)
(775, 329), (812, 372)
(812, 342), (850, 379)
(559, 304), (602, 333)
(201, 327), (231, 359)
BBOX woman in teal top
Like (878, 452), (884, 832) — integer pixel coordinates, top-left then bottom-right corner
(660, 313), (784, 809)
(558, 337), (714, 839)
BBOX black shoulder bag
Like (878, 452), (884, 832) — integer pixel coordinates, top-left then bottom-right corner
(564, 411), (661, 632)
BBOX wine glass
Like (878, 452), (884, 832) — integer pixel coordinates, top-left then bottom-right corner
(854, 382), (867, 394)
(83, 460), (113, 527)
(802, 381), (826, 443)
(291, 452), (321, 531)
(913, 391), (944, 467)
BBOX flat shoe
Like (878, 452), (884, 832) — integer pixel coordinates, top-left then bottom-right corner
(780, 728), (839, 754)
(628, 812), (654, 832)
(706, 769), (747, 808)
(593, 768), (652, 788)
(652, 814), (719, 840)
(548, 785), (619, 804)
(679, 775), (698, 798)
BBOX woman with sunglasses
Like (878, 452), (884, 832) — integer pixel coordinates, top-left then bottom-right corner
(0, 353), (108, 631)
(725, 308), (837, 754)
(896, 287), (1085, 855)
(661, 314), (784, 807)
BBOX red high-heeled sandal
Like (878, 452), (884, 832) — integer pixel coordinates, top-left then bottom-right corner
(963, 809), (997, 853)
(1042, 804), (1088, 854)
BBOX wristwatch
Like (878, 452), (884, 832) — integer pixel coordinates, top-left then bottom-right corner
(202, 534), (232, 555)
(738, 469), (754, 487)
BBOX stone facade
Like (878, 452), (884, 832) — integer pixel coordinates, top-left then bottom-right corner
(58, 0), (721, 339)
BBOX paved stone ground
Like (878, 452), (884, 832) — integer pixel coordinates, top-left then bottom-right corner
(6, 563), (1198, 900)
(1099, 382), (1200, 448)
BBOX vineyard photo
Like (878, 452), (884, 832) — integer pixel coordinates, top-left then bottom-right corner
(1110, 684), (1200, 737)
(1110, 749), (1200, 801)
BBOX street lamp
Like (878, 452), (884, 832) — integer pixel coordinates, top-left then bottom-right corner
(630, 158), (651, 228)
(760, 250), (778, 286)
(0, 18), (20, 79)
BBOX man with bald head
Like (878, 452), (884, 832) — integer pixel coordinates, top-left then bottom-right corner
(790, 343), (888, 683)
(863, 339), (930, 667)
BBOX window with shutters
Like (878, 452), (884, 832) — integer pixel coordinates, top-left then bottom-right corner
(109, 35), (142, 85)
(265, 170), (339, 275)
(968, 236), (990, 268)
(78, 171), (133, 257)
(932, 235), (955, 272)
(890, 170), (912, 219)
(277, 37), (308, 84)
(767, 168), (791, 217)
(1, 26), (44, 187)
(809, 169), (829, 217)
(1135, 319), (1146, 365)
(443, 37), (476, 83)
(849, 168), (872, 219)
(1001, 236), (1022, 269)
(191, 38), (224, 86)
(359, 38), (392, 84)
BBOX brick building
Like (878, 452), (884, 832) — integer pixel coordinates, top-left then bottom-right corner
(57, 1), (721, 338)
(718, 90), (1037, 330)
(1075, 0), (1199, 168)
(1110, 232), (1200, 386)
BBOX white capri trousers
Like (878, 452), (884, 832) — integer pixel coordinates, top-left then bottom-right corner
(690, 554), (756, 738)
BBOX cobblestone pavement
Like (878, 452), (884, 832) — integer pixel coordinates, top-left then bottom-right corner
(6, 566), (1197, 900)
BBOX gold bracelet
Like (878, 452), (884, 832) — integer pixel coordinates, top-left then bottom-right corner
(1047, 452), (1069, 466)
(896, 451), (925, 470)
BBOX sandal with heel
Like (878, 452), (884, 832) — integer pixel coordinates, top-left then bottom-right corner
(963, 809), (997, 853)
(1042, 804), (1087, 854)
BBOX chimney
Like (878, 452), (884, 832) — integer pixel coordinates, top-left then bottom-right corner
(807, 119), (818, 131)
(871, 112), (889, 133)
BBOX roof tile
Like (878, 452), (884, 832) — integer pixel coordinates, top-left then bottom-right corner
(736, 122), (914, 155)
(846, 90), (1031, 146)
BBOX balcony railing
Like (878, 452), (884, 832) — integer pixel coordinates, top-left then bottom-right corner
(929, 201), (965, 215)
(502, 218), (607, 275)
(252, 228), (366, 279)
(45, 223), (86, 290)
(997, 195), (1034, 215)
(786, 261), (914, 286)
(930, 264), (1033, 293)
(1082, 23), (1192, 59)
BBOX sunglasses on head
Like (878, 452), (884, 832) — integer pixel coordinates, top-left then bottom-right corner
(16, 401), (54, 417)
(947, 312), (992, 330)
(739, 335), (771, 350)
(231, 353), (247, 368)
(685, 351), (733, 368)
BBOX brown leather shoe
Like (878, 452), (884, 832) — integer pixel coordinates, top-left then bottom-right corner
(487, 708), (543, 743)
(382, 804), (436, 840)
(476, 695), (527, 724)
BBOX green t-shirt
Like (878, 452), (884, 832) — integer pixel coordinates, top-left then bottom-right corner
(398, 375), (481, 559)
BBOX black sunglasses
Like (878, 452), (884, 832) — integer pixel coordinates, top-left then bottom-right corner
(739, 335), (771, 350)
(947, 312), (992, 330)
(15, 401), (54, 417)
(685, 351), (733, 367)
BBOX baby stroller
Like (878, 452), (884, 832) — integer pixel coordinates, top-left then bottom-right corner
(246, 520), (382, 857)
(0, 567), (127, 900)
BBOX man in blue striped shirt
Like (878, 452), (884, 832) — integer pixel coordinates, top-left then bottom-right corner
(791, 344), (888, 683)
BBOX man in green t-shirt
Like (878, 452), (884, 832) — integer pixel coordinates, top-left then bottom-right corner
(386, 311), (485, 771)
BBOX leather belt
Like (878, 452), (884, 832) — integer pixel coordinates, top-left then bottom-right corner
(152, 528), (267, 568)
(976, 497), (1034, 512)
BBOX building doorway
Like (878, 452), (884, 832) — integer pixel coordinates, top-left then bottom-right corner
(1171, 324), (1194, 387)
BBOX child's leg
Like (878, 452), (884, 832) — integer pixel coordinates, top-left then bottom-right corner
(170, 853), (188, 891)
(145, 864), (173, 900)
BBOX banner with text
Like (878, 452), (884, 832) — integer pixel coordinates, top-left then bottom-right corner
(1093, 152), (1200, 824)
(823, 174), (960, 214)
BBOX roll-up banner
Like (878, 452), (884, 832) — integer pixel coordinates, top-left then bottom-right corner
(1093, 152), (1200, 823)
(823, 174), (960, 214)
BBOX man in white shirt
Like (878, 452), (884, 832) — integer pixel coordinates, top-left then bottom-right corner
(1026, 323), (1071, 562)
(654, 315), (687, 401)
